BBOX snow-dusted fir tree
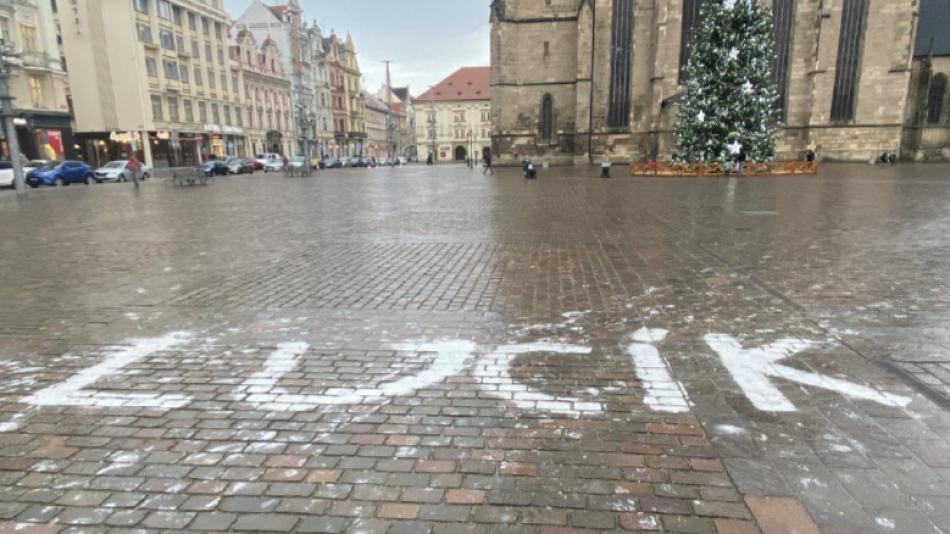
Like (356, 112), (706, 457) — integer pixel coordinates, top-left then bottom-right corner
(675, 0), (780, 162)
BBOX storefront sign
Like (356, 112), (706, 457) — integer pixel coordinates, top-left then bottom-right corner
(155, 131), (171, 141)
(109, 131), (141, 144)
(203, 124), (221, 133)
(13, 118), (27, 127)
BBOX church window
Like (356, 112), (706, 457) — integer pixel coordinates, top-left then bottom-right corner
(928, 74), (947, 124)
(830, 0), (868, 121)
(679, 0), (703, 82)
(539, 94), (554, 142)
(772, 0), (794, 118)
(608, 0), (633, 129)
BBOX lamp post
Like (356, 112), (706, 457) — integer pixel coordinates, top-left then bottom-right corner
(0, 38), (25, 195)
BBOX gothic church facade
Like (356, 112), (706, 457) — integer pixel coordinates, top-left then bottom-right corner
(490, 0), (922, 163)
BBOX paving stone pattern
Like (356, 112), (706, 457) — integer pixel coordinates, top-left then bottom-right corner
(0, 164), (949, 533)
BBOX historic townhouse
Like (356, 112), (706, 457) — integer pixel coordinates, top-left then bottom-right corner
(231, 30), (294, 156)
(416, 67), (491, 164)
(0, 0), (71, 161)
(325, 34), (349, 157)
(60, 0), (248, 168)
(340, 34), (366, 156)
(490, 0), (922, 163)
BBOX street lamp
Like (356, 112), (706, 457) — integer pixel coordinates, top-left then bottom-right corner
(0, 38), (25, 195)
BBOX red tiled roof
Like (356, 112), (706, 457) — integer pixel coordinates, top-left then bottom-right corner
(267, 5), (288, 19)
(415, 67), (490, 102)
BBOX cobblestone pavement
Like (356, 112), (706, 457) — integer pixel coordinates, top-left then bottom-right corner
(1, 163), (949, 533)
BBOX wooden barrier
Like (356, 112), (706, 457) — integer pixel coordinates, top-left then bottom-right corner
(629, 160), (819, 177)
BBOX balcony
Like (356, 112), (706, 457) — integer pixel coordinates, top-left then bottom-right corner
(18, 51), (60, 72)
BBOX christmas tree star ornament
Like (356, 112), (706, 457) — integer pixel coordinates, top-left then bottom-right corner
(726, 140), (743, 155)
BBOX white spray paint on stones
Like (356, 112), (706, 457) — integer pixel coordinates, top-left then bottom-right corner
(237, 340), (477, 412)
(478, 342), (600, 417)
(627, 328), (690, 413)
(704, 334), (912, 412)
(23, 331), (194, 409)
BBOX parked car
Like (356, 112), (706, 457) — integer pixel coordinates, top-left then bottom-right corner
(263, 159), (284, 172)
(250, 159), (263, 171)
(322, 158), (341, 169)
(93, 160), (152, 183)
(1, 160), (56, 188)
(0, 161), (13, 188)
(26, 160), (94, 187)
(339, 157), (353, 168)
(225, 157), (254, 174)
(255, 153), (281, 167)
(289, 156), (306, 170)
(200, 159), (229, 177)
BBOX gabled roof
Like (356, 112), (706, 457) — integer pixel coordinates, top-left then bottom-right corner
(267, 4), (287, 19)
(916, 0), (950, 56)
(415, 67), (490, 102)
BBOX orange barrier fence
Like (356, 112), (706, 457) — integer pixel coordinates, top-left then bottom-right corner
(629, 160), (819, 177)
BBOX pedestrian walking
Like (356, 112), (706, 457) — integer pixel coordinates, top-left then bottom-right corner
(735, 146), (746, 177)
(482, 152), (494, 176)
(427, 153), (434, 166)
(127, 154), (143, 188)
(600, 160), (611, 178)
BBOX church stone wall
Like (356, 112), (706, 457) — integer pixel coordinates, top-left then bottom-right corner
(491, 0), (922, 164)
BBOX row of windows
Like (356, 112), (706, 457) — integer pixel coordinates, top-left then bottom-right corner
(137, 24), (231, 68)
(149, 94), (291, 131)
(133, 0), (225, 40)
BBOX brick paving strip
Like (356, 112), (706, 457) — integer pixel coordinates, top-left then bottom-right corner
(0, 350), (822, 533)
(5, 167), (949, 532)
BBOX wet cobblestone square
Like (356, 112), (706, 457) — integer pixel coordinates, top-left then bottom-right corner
(1, 164), (949, 533)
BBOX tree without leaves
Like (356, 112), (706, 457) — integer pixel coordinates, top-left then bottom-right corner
(675, 0), (780, 162)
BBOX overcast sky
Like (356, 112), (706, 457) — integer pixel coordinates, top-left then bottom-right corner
(223, 0), (491, 98)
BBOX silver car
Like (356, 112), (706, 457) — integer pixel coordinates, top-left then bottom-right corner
(94, 160), (151, 183)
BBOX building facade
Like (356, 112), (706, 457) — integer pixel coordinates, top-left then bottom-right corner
(363, 90), (388, 159)
(60, 0), (247, 168)
(376, 85), (418, 160)
(416, 67), (491, 163)
(231, 30), (294, 156)
(901, 0), (950, 161)
(0, 0), (72, 161)
(490, 0), (921, 163)
(325, 34), (347, 157)
(340, 34), (366, 156)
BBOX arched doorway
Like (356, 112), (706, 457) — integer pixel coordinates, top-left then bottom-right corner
(454, 146), (467, 161)
(266, 131), (283, 154)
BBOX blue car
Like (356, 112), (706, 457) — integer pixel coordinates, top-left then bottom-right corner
(26, 160), (94, 188)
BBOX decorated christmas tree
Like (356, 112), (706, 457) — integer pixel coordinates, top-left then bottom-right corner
(675, 0), (780, 162)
